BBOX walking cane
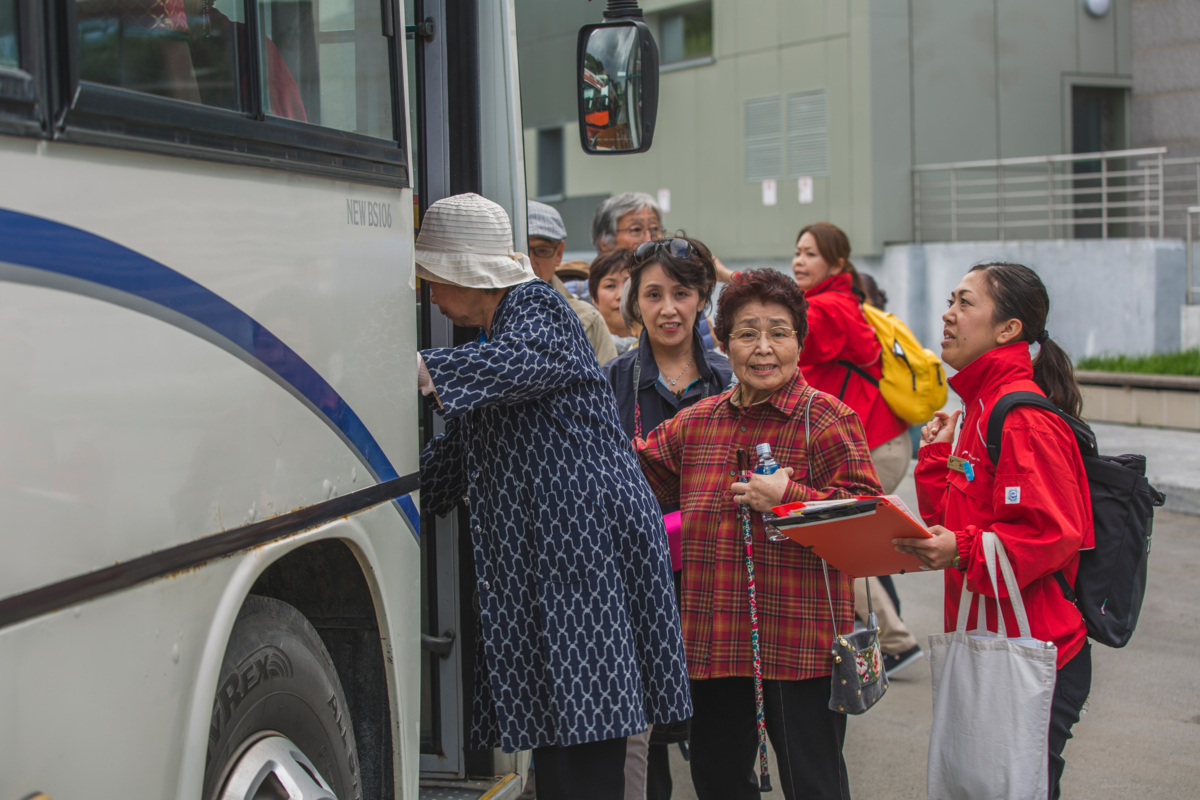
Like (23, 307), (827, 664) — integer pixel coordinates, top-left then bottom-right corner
(737, 448), (773, 793)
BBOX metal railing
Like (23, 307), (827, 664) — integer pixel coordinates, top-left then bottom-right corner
(1137, 155), (1200, 240)
(913, 147), (1167, 243)
(1187, 206), (1200, 305)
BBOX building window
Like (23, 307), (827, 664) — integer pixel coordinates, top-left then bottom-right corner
(744, 96), (783, 182)
(786, 90), (829, 178)
(1072, 86), (1125, 154)
(537, 127), (564, 199)
(1071, 86), (1127, 238)
(659, 2), (712, 65)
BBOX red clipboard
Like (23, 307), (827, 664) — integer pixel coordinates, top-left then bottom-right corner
(764, 496), (933, 578)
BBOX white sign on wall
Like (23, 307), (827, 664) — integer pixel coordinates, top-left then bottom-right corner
(798, 176), (814, 204)
(762, 179), (777, 207)
(657, 188), (672, 213)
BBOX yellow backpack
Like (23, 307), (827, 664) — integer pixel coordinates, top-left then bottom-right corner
(839, 304), (947, 425)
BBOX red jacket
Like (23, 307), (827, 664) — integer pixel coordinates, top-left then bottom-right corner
(914, 342), (1094, 668)
(800, 273), (908, 449)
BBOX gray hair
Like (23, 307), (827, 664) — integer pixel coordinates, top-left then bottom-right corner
(590, 191), (663, 251)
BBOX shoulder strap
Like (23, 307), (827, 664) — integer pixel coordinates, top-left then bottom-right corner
(984, 390), (1097, 466)
(1052, 570), (1077, 603)
(986, 391), (1095, 608)
(836, 360), (880, 400)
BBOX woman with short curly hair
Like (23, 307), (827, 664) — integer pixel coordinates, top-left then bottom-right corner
(635, 268), (882, 800)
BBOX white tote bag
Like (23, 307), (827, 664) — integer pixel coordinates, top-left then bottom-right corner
(927, 532), (1058, 800)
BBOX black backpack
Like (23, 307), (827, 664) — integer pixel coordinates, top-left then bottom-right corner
(986, 392), (1166, 648)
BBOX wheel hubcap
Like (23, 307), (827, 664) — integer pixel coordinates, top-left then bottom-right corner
(218, 735), (338, 800)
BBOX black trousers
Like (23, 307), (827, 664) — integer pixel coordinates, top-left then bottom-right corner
(647, 743), (673, 800)
(1049, 642), (1092, 800)
(532, 736), (628, 800)
(689, 676), (849, 800)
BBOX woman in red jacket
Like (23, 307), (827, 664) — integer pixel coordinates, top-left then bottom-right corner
(895, 262), (1094, 800)
(792, 223), (909, 459)
(792, 222), (921, 670)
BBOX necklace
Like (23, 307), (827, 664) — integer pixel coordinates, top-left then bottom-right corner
(663, 354), (694, 387)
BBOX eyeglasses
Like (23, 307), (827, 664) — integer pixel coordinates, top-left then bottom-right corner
(529, 245), (559, 258)
(617, 225), (664, 239)
(728, 327), (799, 345)
(633, 237), (694, 263)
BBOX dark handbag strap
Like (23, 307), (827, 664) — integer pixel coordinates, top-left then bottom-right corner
(633, 346), (712, 439)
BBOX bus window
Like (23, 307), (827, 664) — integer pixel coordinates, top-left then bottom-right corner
(76, 0), (254, 112)
(0, 0), (16, 68)
(257, 0), (392, 138)
(74, 0), (315, 121)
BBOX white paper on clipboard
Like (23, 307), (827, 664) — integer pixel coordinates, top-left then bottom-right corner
(788, 498), (858, 515)
(882, 494), (926, 529)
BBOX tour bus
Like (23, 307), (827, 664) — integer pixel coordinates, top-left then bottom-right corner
(0, 0), (657, 796)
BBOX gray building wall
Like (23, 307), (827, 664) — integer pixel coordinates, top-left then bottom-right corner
(515, 0), (1132, 261)
(873, 238), (1185, 359)
(911, 0), (1132, 166)
(1130, 0), (1200, 157)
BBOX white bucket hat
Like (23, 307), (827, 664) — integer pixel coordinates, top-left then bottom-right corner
(415, 193), (536, 289)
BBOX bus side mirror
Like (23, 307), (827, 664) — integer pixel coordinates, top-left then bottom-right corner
(576, 14), (659, 155)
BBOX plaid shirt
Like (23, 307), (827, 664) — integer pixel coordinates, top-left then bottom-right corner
(636, 370), (882, 681)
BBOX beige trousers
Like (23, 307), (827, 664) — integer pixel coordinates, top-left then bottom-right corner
(623, 728), (651, 800)
(854, 432), (917, 654)
(870, 431), (912, 495)
(855, 576), (918, 653)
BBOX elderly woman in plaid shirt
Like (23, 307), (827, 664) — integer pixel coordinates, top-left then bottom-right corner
(635, 268), (882, 800)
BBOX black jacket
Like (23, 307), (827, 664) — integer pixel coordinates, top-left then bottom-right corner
(602, 326), (735, 481)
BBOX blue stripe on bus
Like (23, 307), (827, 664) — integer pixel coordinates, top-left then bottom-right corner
(0, 208), (420, 537)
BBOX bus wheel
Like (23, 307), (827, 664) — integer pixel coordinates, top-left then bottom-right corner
(203, 595), (361, 800)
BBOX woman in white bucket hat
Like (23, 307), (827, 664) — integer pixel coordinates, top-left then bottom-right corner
(417, 194), (691, 800)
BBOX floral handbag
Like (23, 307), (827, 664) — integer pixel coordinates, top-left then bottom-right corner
(822, 560), (889, 714)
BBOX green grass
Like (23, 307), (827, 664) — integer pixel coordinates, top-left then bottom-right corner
(1075, 348), (1200, 376)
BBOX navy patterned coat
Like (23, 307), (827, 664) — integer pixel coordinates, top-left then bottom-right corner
(420, 279), (692, 752)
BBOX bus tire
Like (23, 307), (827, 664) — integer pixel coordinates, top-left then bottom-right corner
(202, 594), (361, 800)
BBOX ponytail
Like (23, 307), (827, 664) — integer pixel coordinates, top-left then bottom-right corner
(1032, 337), (1082, 419)
(970, 262), (1083, 419)
(842, 260), (868, 303)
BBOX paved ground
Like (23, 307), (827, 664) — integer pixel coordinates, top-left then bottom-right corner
(662, 435), (1200, 799)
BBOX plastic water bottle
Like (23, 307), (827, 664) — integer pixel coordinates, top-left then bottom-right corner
(754, 443), (786, 541)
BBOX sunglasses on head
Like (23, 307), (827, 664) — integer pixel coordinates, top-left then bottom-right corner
(633, 238), (694, 263)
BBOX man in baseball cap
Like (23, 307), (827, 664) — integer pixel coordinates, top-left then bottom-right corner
(528, 200), (617, 366)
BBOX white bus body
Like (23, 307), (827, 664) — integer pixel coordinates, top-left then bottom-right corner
(0, 0), (542, 791)
(0, 140), (422, 796)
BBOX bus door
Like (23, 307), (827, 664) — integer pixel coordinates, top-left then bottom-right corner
(407, 0), (528, 790)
